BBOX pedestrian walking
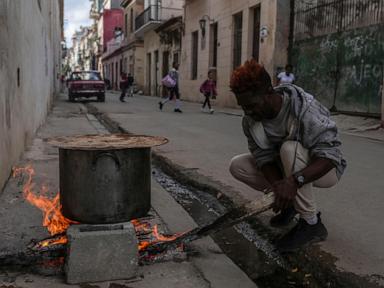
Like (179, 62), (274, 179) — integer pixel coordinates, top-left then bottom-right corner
(277, 64), (295, 85)
(229, 59), (346, 252)
(119, 73), (128, 102)
(127, 73), (134, 97)
(200, 71), (217, 114)
(159, 62), (182, 113)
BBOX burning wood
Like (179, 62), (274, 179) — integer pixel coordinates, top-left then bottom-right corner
(28, 233), (68, 252)
(131, 218), (185, 253)
(144, 193), (275, 254)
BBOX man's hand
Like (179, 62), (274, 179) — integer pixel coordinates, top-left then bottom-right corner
(271, 176), (298, 212)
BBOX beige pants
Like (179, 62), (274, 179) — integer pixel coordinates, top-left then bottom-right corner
(229, 141), (338, 221)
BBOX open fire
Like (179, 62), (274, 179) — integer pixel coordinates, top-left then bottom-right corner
(13, 165), (183, 253)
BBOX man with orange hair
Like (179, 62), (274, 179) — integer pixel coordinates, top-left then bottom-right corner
(229, 59), (346, 252)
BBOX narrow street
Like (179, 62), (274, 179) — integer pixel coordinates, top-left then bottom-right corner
(2, 0), (384, 287)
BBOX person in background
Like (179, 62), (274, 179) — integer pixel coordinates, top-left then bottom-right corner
(159, 62), (182, 113)
(200, 70), (217, 114)
(127, 73), (134, 97)
(277, 64), (295, 85)
(119, 72), (128, 102)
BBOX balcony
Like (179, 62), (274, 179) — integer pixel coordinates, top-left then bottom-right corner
(135, 5), (182, 37)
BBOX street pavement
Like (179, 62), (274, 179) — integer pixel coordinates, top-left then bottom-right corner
(0, 95), (256, 288)
(89, 91), (384, 286)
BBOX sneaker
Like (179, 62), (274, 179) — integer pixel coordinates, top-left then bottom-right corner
(120, 98), (125, 102)
(201, 107), (206, 112)
(209, 109), (214, 114)
(270, 206), (297, 227)
(174, 108), (183, 113)
(158, 102), (163, 111)
(276, 212), (328, 253)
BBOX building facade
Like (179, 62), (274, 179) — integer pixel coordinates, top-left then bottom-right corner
(102, 0), (146, 91)
(136, 0), (184, 95)
(0, 0), (64, 190)
(180, 0), (291, 107)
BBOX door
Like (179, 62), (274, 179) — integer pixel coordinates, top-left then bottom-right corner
(147, 53), (151, 95)
(162, 51), (169, 97)
(252, 6), (260, 61)
(154, 50), (159, 96)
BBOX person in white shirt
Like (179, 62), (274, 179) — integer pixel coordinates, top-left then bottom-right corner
(277, 64), (295, 85)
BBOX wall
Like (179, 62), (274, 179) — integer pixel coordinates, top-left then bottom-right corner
(292, 1), (384, 115)
(102, 9), (124, 51)
(180, 0), (290, 108)
(143, 30), (161, 95)
(122, 45), (145, 91)
(0, 0), (63, 190)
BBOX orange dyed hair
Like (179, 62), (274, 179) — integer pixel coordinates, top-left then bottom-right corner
(230, 59), (272, 95)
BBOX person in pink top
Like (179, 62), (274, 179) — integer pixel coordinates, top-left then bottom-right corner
(200, 71), (217, 114)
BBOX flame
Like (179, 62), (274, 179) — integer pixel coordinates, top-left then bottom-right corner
(131, 219), (184, 251)
(38, 235), (68, 248)
(12, 165), (76, 246)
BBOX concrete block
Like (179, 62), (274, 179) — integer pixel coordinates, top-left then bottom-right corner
(65, 222), (138, 284)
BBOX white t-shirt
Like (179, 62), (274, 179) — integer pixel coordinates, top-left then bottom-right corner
(277, 72), (295, 84)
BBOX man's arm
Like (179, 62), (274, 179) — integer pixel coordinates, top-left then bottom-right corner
(293, 157), (335, 186)
(272, 157), (336, 212)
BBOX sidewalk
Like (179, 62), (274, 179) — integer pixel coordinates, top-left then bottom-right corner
(0, 96), (257, 288)
(89, 92), (384, 287)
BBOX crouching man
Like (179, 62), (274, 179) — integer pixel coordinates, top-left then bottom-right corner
(229, 60), (346, 252)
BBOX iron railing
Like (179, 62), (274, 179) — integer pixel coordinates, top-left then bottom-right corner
(294, 0), (384, 40)
(135, 5), (182, 32)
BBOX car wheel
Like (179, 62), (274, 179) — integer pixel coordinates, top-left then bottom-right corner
(98, 94), (105, 102)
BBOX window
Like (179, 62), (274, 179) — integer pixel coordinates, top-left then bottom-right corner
(191, 31), (198, 80)
(233, 12), (243, 69)
(125, 14), (128, 37)
(173, 53), (179, 66)
(130, 9), (134, 32)
(209, 22), (218, 68)
(162, 51), (169, 77)
(252, 6), (261, 61)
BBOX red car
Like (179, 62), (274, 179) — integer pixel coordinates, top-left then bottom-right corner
(67, 71), (105, 102)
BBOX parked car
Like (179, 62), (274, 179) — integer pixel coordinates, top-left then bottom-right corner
(67, 71), (105, 102)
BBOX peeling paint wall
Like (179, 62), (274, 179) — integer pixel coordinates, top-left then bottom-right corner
(0, 0), (63, 191)
(293, 25), (384, 114)
(292, 0), (384, 115)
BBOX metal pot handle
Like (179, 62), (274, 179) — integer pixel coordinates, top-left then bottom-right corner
(91, 152), (121, 171)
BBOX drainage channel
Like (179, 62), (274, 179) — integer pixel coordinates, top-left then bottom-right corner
(152, 168), (323, 288)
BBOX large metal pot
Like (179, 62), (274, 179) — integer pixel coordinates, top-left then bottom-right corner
(49, 134), (168, 224)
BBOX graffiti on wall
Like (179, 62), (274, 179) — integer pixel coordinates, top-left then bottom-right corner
(293, 25), (384, 114)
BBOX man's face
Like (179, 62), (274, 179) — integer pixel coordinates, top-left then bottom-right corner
(237, 93), (275, 121)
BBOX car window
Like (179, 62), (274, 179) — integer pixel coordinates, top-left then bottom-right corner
(71, 72), (101, 81)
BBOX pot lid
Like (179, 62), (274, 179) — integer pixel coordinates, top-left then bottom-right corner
(47, 134), (168, 150)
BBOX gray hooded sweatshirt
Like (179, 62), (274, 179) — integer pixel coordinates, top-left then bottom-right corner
(242, 84), (347, 178)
